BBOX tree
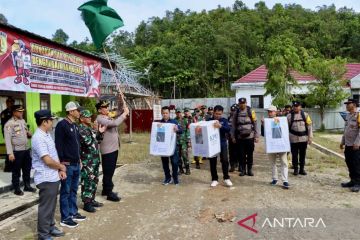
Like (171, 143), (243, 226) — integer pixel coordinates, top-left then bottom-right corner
(52, 29), (69, 45)
(0, 13), (7, 24)
(264, 36), (302, 107)
(305, 57), (349, 130)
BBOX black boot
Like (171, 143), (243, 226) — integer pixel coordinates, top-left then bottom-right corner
(196, 159), (200, 169)
(299, 167), (307, 175)
(107, 192), (121, 202)
(83, 202), (96, 213)
(293, 169), (299, 176)
(229, 166), (235, 172)
(24, 183), (36, 192)
(247, 166), (254, 176)
(185, 166), (191, 175)
(239, 166), (245, 176)
(179, 166), (184, 175)
(14, 188), (24, 196)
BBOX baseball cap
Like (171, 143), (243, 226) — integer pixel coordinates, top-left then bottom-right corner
(344, 99), (359, 105)
(176, 109), (182, 113)
(208, 106), (213, 111)
(80, 109), (92, 118)
(34, 110), (56, 120)
(238, 98), (247, 104)
(267, 105), (277, 112)
(292, 101), (301, 107)
(65, 101), (80, 111)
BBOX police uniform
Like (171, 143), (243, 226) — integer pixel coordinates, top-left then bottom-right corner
(4, 105), (34, 195)
(79, 110), (104, 212)
(287, 101), (313, 175)
(228, 104), (238, 172)
(1, 97), (15, 172)
(341, 99), (360, 192)
(231, 98), (258, 176)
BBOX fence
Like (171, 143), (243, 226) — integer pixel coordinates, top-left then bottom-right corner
(161, 98), (346, 131)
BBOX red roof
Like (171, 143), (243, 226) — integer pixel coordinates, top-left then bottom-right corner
(234, 64), (360, 84)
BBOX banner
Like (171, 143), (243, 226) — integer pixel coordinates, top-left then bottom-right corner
(0, 26), (101, 97)
(264, 117), (291, 153)
(153, 104), (162, 121)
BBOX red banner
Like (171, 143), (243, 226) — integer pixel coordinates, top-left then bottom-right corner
(0, 26), (101, 97)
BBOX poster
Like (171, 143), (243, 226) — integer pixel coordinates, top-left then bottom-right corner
(190, 120), (220, 157)
(153, 104), (162, 121)
(0, 26), (101, 97)
(264, 117), (291, 153)
(150, 122), (177, 156)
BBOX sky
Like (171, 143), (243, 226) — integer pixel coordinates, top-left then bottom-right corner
(1, 0), (360, 42)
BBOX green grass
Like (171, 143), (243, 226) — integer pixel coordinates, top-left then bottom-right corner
(118, 132), (157, 164)
(313, 132), (343, 155)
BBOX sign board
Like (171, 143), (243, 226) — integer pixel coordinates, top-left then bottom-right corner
(190, 120), (220, 157)
(0, 26), (101, 97)
(264, 117), (290, 153)
(150, 122), (176, 156)
(153, 105), (162, 121)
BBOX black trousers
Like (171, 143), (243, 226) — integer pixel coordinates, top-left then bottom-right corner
(101, 150), (118, 194)
(237, 139), (255, 171)
(345, 146), (360, 185)
(290, 142), (308, 170)
(12, 150), (32, 189)
(209, 144), (230, 181)
(228, 140), (237, 169)
(4, 155), (12, 172)
(37, 181), (60, 240)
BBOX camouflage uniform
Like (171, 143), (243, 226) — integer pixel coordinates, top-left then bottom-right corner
(175, 114), (192, 173)
(79, 111), (104, 204)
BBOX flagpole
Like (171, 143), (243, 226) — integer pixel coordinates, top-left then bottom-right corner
(102, 46), (127, 111)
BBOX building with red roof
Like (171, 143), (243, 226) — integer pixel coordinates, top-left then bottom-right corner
(231, 64), (360, 109)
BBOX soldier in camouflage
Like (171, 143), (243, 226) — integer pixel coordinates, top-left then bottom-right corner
(175, 108), (192, 175)
(79, 109), (107, 213)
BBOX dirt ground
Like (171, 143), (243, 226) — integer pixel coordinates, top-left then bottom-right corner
(0, 141), (360, 240)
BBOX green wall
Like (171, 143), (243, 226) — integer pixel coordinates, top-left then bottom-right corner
(26, 92), (40, 134)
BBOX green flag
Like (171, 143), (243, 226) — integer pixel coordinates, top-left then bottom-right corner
(78, 0), (124, 49)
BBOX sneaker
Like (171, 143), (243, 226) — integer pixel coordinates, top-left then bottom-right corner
(50, 226), (65, 237)
(72, 213), (86, 222)
(270, 180), (278, 186)
(173, 179), (179, 185)
(224, 179), (233, 187)
(283, 182), (290, 189)
(60, 219), (78, 228)
(92, 200), (104, 208)
(341, 181), (355, 188)
(210, 180), (219, 187)
(162, 178), (172, 185)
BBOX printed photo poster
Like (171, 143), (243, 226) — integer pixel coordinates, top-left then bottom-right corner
(150, 122), (177, 157)
(0, 26), (101, 97)
(264, 117), (291, 153)
(190, 120), (220, 157)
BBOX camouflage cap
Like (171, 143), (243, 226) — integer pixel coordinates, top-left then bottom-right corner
(80, 109), (92, 118)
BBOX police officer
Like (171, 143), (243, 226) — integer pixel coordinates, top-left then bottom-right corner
(340, 99), (360, 192)
(228, 104), (238, 172)
(287, 101), (313, 176)
(231, 98), (259, 176)
(4, 105), (35, 195)
(1, 97), (15, 172)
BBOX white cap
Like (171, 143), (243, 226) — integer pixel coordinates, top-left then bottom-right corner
(65, 101), (80, 111)
(267, 105), (277, 112)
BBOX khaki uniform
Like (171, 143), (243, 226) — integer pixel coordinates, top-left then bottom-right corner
(341, 112), (360, 186)
(231, 107), (258, 175)
(4, 117), (31, 190)
(287, 112), (313, 143)
(287, 111), (313, 173)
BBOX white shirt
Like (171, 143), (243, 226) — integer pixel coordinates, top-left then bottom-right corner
(31, 128), (60, 185)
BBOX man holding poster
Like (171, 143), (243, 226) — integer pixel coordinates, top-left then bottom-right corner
(262, 106), (290, 189)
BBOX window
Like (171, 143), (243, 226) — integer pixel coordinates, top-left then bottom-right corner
(250, 95), (264, 108)
(40, 94), (50, 110)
